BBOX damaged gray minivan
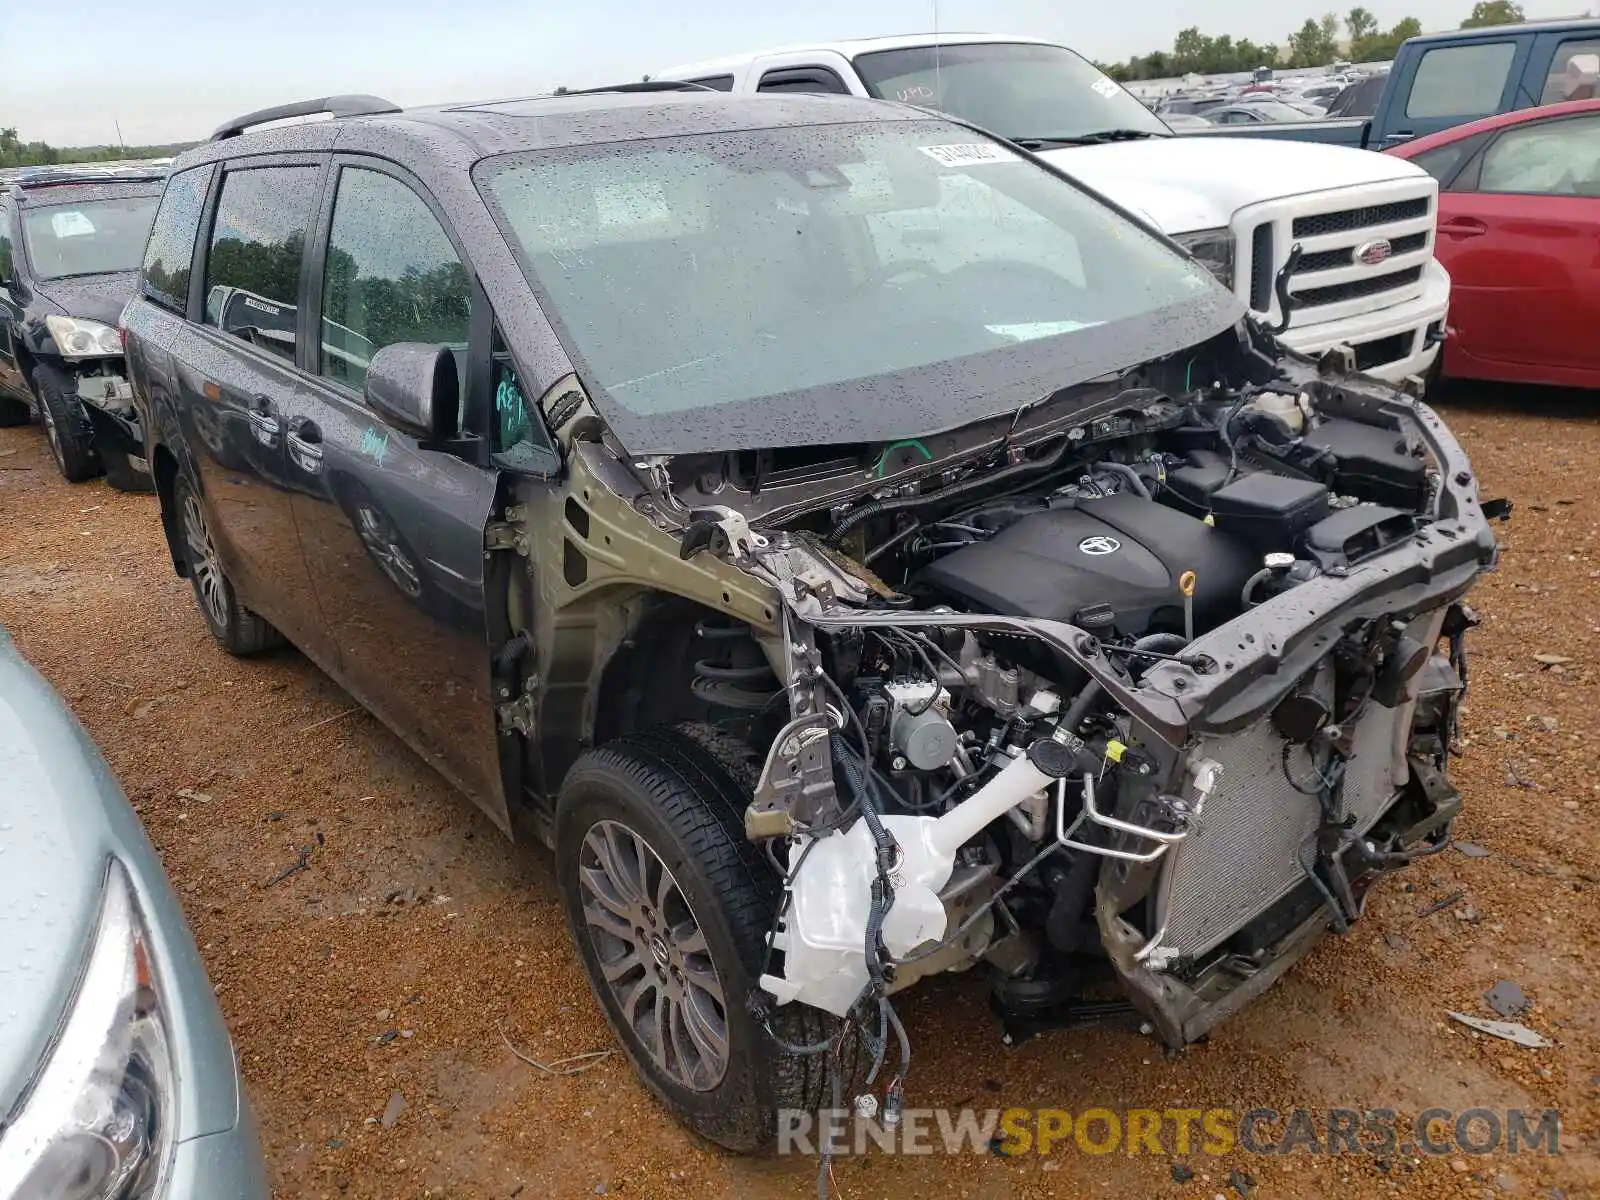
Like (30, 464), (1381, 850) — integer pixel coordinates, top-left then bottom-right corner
(125, 88), (1498, 1155)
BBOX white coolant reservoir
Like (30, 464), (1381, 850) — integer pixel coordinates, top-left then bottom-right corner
(1249, 390), (1309, 434)
(760, 751), (1054, 1017)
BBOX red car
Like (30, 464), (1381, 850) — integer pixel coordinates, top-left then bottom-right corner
(1385, 98), (1600, 388)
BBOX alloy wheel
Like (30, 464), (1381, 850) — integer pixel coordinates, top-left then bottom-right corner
(181, 491), (231, 630)
(38, 398), (66, 470)
(356, 503), (422, 598)
(576, 819), (730, 1092)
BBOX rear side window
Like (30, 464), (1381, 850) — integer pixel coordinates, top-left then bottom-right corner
(203, 165), (320, 363)
(319, 166), (471, 391)
(1408, 133), (1489, 187)
(0, 212), (12, 284)
(1405, 42), (1516, 120)
(1540, 39), (1600, 104)
(1478, 114), (1600, 195)
(757, 67), (849, 94)
(140, 163), (214, 314)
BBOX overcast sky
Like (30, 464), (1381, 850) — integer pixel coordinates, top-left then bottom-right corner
(2, 0), (1587, 145)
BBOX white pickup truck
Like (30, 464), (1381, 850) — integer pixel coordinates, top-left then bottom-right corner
(657, 35), (1449, 383)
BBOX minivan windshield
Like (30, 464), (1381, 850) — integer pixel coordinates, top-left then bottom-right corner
(21, 196), (160, 280)
(852, 42), (1172, 143)
(476, 118), (1237, 453)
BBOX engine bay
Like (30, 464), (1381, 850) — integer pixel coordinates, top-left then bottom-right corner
(639, 339), (1498, 1135)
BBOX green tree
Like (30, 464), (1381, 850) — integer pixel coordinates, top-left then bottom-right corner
(1354, 15), (1423, 61)
(1288, 16), (1338, 66)
(1173, 26), (1209, 73)
(1347, 6), (1379, 41)
(1461, 0), (1524, 27)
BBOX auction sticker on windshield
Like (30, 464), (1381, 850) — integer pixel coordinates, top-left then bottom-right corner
(50, 211), (96, 238)
(919, 143), (1016, 167)
(1091, 76), (1123, 98)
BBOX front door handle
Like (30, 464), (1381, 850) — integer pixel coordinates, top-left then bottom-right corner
(1438, 216), (1487, 239)
(287, 418), (324, 474)
(1380, 130), (1414, 145)
(245, 394), (281, 446)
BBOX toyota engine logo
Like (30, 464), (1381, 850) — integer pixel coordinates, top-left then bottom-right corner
(1355, 238), (1393, 266)
(1078, 535), (1121, 556)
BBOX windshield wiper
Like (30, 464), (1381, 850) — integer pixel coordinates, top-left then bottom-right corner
(1012, 129), (1167, 149)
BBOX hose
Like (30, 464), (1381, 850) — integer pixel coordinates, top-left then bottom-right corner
(1096, 461), (1152, 500)
(1241, 567), (1276, 609)
(1120, 632), (1192, 683)
(1057, 680), (1104, 737)
(824, 436), (1079, 547)
(830, 733), (895, 989)
(492, 631), (531, 674)
(1136, 631), (1190, 654)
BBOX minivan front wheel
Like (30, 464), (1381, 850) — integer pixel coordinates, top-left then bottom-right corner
(173, 474), (284, 656)
(555, 727), (850, 1152)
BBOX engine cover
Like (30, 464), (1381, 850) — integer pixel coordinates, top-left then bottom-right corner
(915, 492), (1260, 638)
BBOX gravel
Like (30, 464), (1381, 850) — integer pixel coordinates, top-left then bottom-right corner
(2, 383), (1597, 1198)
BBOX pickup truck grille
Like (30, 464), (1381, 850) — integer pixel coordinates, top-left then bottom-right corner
(1297, 231), (1428, 274)
(1234, 179), (1437, 333)
(1296, 265), (1424, 307)
(1291, 196), (1430, 239)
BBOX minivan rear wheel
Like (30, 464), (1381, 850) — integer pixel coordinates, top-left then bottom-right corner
(172, 473), (284, 656)
(554, 726), (855, 1152)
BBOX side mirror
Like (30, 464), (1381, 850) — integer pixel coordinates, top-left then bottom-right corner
(364, 342), (459, 441)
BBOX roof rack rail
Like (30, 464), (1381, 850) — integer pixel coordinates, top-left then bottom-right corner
(210, 94), (402, 142)
(554, 79), (718, 95)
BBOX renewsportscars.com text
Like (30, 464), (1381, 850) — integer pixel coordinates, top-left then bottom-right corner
(777, 1106), (1562, 1158)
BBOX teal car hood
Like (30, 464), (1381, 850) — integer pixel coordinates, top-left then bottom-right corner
(0, 630), (238, 1136)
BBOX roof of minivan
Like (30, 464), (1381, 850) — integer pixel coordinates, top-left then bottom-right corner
(169, 90), (926, 173)
(1403, 16), (1600, 45)
(657, 32), (1057, 78)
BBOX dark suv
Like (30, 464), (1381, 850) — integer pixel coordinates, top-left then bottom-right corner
(124, 90), (1495, 1154)
(0, 168), (163, 487)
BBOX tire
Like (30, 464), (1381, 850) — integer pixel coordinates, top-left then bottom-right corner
(0, 393), (29, 427)
(172, 472), (285, 656)
(101, 445), (155, 494)
(555, 727), (853, 1152)
(31, 364), (101, 482)
(1422, 354), (1445, 403)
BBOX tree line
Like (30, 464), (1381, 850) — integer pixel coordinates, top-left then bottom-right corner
(1101, 0), (1526, 81)
(1, 127), (196, 169)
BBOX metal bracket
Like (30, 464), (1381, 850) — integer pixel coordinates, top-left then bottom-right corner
(485, 505), (531, 557)
(743, 608), (843, 836)
(496, 689), (536, 736)
(746, 713), (835, 838)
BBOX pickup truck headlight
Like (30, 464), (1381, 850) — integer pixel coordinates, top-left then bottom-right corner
(0, 860), (175, 1200)
(43, 316), (123, 360)
(1172, 228), (1235, 290)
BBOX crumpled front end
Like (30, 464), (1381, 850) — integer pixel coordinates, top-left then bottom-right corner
(665, 331), (1498, 1079)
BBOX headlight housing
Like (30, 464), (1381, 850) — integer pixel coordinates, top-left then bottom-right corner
(1172, 228), (1235, 290)
(43, 316), (123, 360)
(0, 860), (175, 1200)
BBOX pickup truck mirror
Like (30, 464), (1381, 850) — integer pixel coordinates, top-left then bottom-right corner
(364, 342), (460, 442)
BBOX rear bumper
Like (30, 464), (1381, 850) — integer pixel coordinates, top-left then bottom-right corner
(1278, 258), (1450, 383)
